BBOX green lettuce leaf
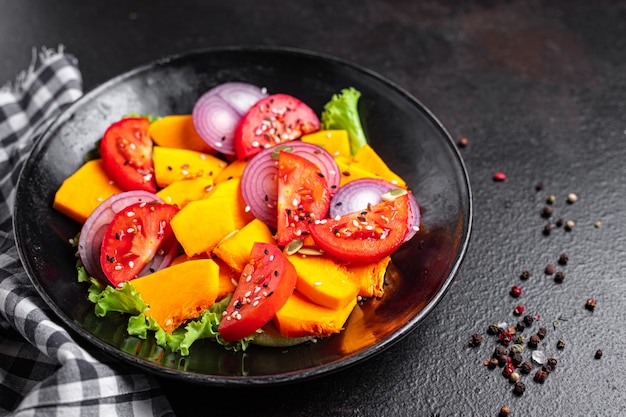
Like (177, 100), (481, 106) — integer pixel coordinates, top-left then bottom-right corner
(320, 87), (368, 155)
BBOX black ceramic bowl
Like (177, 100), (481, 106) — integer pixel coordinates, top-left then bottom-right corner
(14, 46), (471, 386)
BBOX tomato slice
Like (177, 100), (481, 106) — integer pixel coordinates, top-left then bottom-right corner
(218, 242), (297, 342)
(100, 201), (179, 287)
(234, 93), (320, 160)
(275, 151), (331, 246)
(309, 194), (411, 263)
(100, 117), (157, 192)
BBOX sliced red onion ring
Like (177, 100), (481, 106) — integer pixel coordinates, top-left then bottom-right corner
(240, 141), (340, 229)
(78, 191), (163, 280)
(329, 178), (421, 241)
(192, 82), (267, 156)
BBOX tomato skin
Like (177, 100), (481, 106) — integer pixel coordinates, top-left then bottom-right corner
(100, 117), (157, 193)
(218, 242), (297, 342)
(309, 194), (411, 263)
(275, 151), (331, 246)
(234, 93), (320, 160)
(100, 201), (179, 287)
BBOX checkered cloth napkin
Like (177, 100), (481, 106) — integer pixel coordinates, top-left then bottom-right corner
(0, 47), (174, 417)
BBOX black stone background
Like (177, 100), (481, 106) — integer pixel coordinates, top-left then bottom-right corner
(2, 1), (625, 415)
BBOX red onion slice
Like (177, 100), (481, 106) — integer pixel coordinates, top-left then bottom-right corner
(240, 141), (340, 229)
(78, 191), (163, 280)
(192, 82), (267, 156)
(329, 178), (421, 241)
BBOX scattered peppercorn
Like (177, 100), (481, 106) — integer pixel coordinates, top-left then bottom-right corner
(545, 264), (555, 275)
(567, 193), (578, 204)
(595, 350), (603, 359)
(585, 298), (597, 310)
(488, 323), (502, 335)
(489, 357), (499, 368)
(510, 285), (523, 298)
(554, 271), (565, 283)
(534, 369), (548, 383)
(547, 195), (556, 204)
(520, 361), (533, 374)
(510, 353), (524, 367)
(493, 171), (507, 181)
(594, 220), (602, 228)
(543, 224), (553, 236)
(509, 372), (521, 383)
(541, 205), (553, 218)
(547, 357), (557, 368)
(468, 333), (483, 347)
(555, 218), (564, 227)
(542, 364), (554, 374)
(513, 334), (525, 344)
(558, 253), (569, 265)
(499, 405), (511, 417)
(458, 137), (469, 147)
(510, 344), (524, 354)
(499, 331), (513, 346)
(537, 327), (548, 339)
(535, 181), (544, 191)
(523, 314), (535, 326)
(515, 321), (526, 332)
(528, 334), (541, 349)
(513, 381), (526, 395)
(565, 220), (575, 231)
(494, 345), (508, 358)
(556, 339), (566, 350)
(502, 363), (514, 377)
(513, 305), (525, 316)
(520, 270), (532, 280)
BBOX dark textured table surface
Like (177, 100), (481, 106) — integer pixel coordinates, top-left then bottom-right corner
(2, 1), (625, 415)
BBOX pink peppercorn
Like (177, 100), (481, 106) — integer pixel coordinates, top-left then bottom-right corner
(493, 172), (507, 181)
(513, 305), (525, 316)
(502, 363), (515, 377)
(510, 285), (523, 298)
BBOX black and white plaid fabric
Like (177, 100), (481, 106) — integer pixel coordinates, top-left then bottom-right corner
(0, 47), (174, 417)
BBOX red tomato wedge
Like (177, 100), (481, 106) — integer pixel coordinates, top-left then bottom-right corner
(309, 194), (411, 263)
(275, 151), (331, 246)
(100, 117), (157, 193)
(218, 242), (297, 342)
(100, 201), (179, 287)
(234, 93), (320, 160)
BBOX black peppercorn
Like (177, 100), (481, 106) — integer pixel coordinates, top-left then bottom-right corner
(520, 361), (533, 374)
(510, 353), (524, 367)
(545, 264), (555, 275)
(494, 345), (508, 357)
(541, 205), (553, 218)
(558, 253), (569, 265)
(537, 327), (548, 339)
(534, 369), (548, 383)
(523, 314), (535, 326)
(528, 334), (541, 348)
(557, 339), (566, 349)
(488, 323), (501, 335)
(520, 270), (532, 280)
(542, 364), (554, 374)
(468, 333), (483, 347)
(543, 224), (553, 235)
(547, 357), (558, 368)
(513, 381), (526, 396)
(595, 350), (603, 359)
(554, 271), (565, 283)
(515, 321), (526, 332)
